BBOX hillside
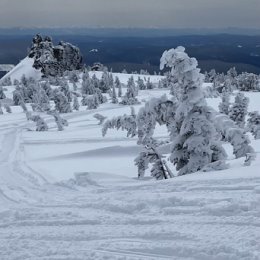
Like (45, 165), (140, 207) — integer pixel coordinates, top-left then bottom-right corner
(0, 61), (259, 259)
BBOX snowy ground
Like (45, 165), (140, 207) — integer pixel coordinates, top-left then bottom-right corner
(0, 71), (260, 259)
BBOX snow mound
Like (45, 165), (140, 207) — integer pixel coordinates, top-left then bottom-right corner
(1, 57), (42, 82)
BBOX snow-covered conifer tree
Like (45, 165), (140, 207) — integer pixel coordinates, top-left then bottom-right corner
(111, 84), (118, 104)
(0, 86), (6, 99)
(160, 46), (225, 176)
(30, 115), (48, 131)
(72, 95), (80, 111)
(86, 94), (99, 110)
(229, 92), (249, 128)
(121, 76), (139, 105)
(53, 90), (72, 113)
(50, 111), (68, 131)
(115, 76), (122, 97)
(219, 91), (230, 115)
(137, 77), (146, 90)
(102, 107), (137, 138)
(247, 111), (260, 139)
(135, 145), (169, 180)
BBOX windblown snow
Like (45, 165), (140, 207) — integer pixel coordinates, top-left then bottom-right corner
(0, 60), (259, 260)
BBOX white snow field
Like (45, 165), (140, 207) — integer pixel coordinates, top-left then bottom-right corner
(0, 67), (260, 259)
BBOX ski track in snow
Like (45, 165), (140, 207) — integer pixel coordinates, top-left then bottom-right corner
(0, 89), (260, 259)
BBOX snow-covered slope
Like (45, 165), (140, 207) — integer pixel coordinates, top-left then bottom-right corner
(0, 75), (259, 259)
(1, 57), (42, 82)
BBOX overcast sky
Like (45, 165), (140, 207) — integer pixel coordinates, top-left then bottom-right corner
(0, 0), (259, 28)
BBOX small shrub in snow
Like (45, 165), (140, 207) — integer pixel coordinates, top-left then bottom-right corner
(30, 115), (48, 131)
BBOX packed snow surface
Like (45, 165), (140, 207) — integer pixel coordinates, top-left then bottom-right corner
(1, 57), (42, 82)
(0, 72), (260, 259)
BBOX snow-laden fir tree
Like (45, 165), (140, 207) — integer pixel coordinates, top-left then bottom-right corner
(102, 107), (137, 138)
(237, 72), (259, 92)
(229, 92), (249, 128)
(95, 88), (107, 104)
(115, 76), (122, 97)
(0, 76), (12, 86)
(137, 77), (146, 90)
(111, 84), (118, 104)
(0, 86), (6, 99)
(60, 80), (72, 102)
(41, 80), (53, 98)
(218, 91), (230, 115)
(30, 115), (48, 131)
(146, 78), (154, 90)
(215, 113), (254, 159)
(82, 74), (96, 95)
(49, 110), (68, 131)
(135, 145), (170, 180)
(99, 72), (111, 93)
(53, 90), (72, 113)
(247, 111), (260, 139)
(86, 94), (99, 110)
(31, 83), (50, 112)
(120, 76), (139, 105)
(72, 95), (80, 111)
(160, 46), (226, 176)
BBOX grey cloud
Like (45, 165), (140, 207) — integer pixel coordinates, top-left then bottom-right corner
(0, 0), (259, 28)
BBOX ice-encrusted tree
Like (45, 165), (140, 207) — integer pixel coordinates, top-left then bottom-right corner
(218, 91), (230, 115)
(135, 145), (171, 180)
(229, 92), (249, 128)
(115, 76), (122, 97)
(137, 77), (146, 90)
(121, 76), (139, 105)
(30, 115), (48, 131)
(60, 80), (72, 102)
(111, 84), (118, 104)
(82, 73), (96, 95)
(102, 107), (137, 138)
(215, 113), (254, 160)
(86, 94), (99, 110)
(31, 83), (50, 112)
(72, 95), (80, 111)
(49, 110), (68, 131)
(53, 90), (72, 113)
(0, 86), (6, 99)
(247, 111), (260, 139)
(160, 46), (226, 176)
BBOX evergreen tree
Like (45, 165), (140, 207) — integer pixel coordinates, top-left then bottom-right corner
(247, 111), (260, 139)
(121, 76), (139, 105)
(219, 91), (230, 115)
(30, 115), (48, 131)
(160, 46), (225, 176)
(53, 90), (72, 113)
(72, 95), (80, 111)
(111, 84), (118, 104)
(115, 76), (122, 97)
(0, 86), (6, 99)
(229, 92), (249, 128)
(136, 77), (146, 90)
